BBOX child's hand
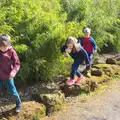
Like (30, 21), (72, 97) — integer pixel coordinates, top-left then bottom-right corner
(94, 50), (97, 53)
(9, 72), (15, 79)
(63, 52), (68, 58)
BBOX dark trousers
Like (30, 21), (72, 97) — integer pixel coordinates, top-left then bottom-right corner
(88, 52), (93, 67)
(70, 59), (82, 79)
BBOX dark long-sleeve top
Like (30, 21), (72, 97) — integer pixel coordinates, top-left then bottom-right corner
(61, 44), (89, 65)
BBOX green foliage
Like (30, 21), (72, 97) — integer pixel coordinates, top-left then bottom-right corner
(0, 0), (120, 85)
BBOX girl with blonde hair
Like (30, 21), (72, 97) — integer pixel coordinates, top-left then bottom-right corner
(61, 36), (90, 85)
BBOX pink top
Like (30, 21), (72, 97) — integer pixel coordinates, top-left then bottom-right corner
(0, 46), (20, 80)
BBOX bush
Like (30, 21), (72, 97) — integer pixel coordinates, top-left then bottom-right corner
(0, 0), (120, 85)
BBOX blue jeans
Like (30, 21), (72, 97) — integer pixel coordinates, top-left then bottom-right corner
(0, 78), (22, 106)
(88, 52), (93, 67)
(70, 59), (82, 79)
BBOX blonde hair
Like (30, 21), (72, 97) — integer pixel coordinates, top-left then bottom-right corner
(67, 36), (81, 52)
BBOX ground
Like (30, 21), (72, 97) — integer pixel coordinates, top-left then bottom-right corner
(1, 53), (120, 120)
(54, 80), (120, 120)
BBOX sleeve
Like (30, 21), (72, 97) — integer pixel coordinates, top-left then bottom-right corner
(11, 49), (20, 76)
(90, 37), (97, 50)
(81, 48), (89, 66)
(77, 38), (83, 46)
(60, 45), (67, 53)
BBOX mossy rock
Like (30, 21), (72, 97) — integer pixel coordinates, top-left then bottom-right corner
(106, 58), (117, 64)
(93, 64), (120, 77)
(91, 75), (111, 84)
(117, 61), (120, 66)
(40, 92), (64, 111)
(0, 102), (46, 120)
(85, 78), (98, 91)
(32, 91), (65, 116)
(60, 79), (97, 97)
(0, 118), (7, 120)
(93, 57), (105, 64)
(91, 68), (103, 76)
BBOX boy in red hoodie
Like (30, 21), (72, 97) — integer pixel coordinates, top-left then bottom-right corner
(79, 28), (97, 68)
(0, 34), (21, 113)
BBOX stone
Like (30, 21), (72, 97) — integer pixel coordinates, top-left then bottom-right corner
(32, 91), (65, 116)
(93, 57), (105, 64)
(93, 64), (120, 77)
(0, 118), (7, 120)
(83, 70), (91, 78)
(60, 79), (97, 97)
(0, 102), (46, 120)
(91, 75), (111, 84)
(106, 58), (117, 64)
(117, 61), (120, 66)
(91, 68), (103, 76)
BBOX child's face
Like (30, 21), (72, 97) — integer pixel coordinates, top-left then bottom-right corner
(67, 43), (73, 49)
(0, 46), (8, 52)
(85, 32), (91, 36)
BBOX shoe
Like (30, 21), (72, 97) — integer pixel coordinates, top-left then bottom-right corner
(15, 105), (21, 113)
(86, 72), (91, 78)
(75, 75), (85, 84)
(66, 79), (75, 85)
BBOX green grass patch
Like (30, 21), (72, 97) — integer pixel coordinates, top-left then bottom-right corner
(112, 75), (120, 81)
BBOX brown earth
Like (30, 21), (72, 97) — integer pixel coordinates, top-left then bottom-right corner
(1, 53), (120, 120)
(0, 101), (46, 120)
(54, 80), (120, 120)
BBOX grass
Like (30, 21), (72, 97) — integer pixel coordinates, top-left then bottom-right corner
(112, 75), (120, 81)
(80, 92), (89, 97)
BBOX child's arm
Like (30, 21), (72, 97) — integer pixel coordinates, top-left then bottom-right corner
(9, 49), (20, 78)
(77, 38), (83, 46)
(60, 45), (68, 57)
(61, 45), (66, 53)
(90, 37), (97, 52)
(81, 48), (90, 66)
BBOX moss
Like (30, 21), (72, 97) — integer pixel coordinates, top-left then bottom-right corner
(93, 64), (120, 77)
(60, 78), (97, 97)
(2, 102), (46, 120)
(91, 75), (111, 84)
(94, 64), (112, 69)
(32, 116), (39, 120)
(0, 118), (8, 120)
(33, 105), (46, 119)
(117, 61), (120, 66)
(38, 91), (65, 114)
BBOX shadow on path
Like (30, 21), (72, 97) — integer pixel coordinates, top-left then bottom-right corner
(0, 107), (18, 119)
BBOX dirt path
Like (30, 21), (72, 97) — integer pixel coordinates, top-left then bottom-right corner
(54, 80), (120, 120)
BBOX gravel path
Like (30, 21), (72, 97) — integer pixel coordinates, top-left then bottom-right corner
(55, 80), (120, 120)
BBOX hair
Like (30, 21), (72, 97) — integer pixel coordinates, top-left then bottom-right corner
(0, 34), (11, 47)
(66, 36), (81, 53)
(84, 28), (91, 34)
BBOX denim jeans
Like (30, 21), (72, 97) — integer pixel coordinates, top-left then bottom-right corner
(0, 78), (22, 106)
(70, 59), (82, 79)
(88, 52), (93, 67)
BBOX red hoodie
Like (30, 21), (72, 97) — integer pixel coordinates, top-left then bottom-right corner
(0, 46), (20, 80)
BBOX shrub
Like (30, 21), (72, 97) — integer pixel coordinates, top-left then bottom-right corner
(0, 0), (120, 85)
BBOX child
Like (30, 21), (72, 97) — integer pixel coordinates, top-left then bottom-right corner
(79, 28), (97, 67)
(61, 37), (90, 85)
(0, 34), (21, 113)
